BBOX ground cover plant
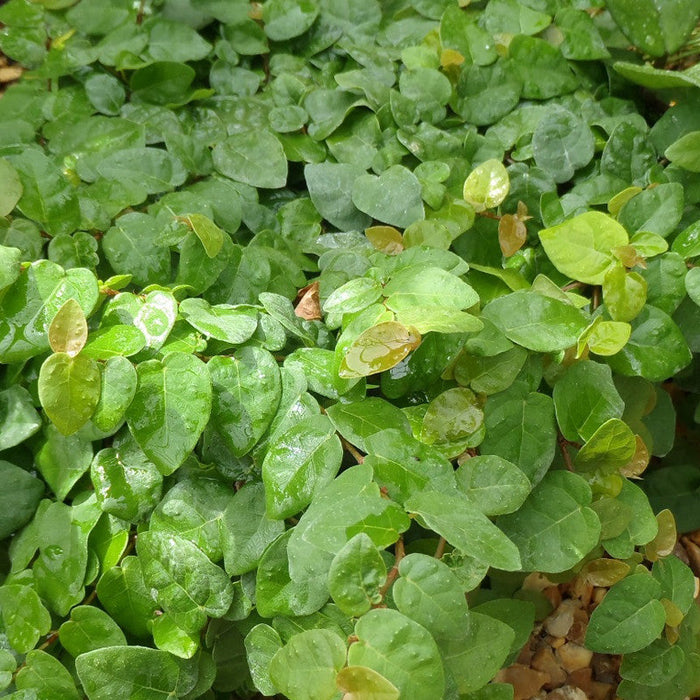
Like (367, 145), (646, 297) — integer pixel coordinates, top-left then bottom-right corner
(0, 0), (700, 698)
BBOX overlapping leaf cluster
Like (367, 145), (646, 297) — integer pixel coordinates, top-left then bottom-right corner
(1, 0), (700, 698)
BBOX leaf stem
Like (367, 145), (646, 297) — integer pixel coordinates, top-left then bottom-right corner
(434, 537), (447, 559)
(557, 432), (574, 472)
(341, 437), (365, 464)
(376, 536), (405, 602)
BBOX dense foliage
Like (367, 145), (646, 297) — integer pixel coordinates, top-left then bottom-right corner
(1, 0), (700, 698)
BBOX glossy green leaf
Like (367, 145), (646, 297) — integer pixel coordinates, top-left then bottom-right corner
(269, 629), (346, 700)
(126, 352), (212, 474)
(244, 624), (283, 696)
(482, 291), (588, 353)
(91, 356), (138, 433)
(352, 165), (424, 228)
(38, 352), (101, 436)
(0, 157), (22, 216)
(455, 455), (531, 517)
(0, 461), (43, 539)
(263, 414), (343, 519)
(652, 555), (696, 616)
(59, 606), (126, 657)
(97, 147), (187, 195)
(585, 573), (666, 653)
(336, 666), (399, 700)
(328, 533), (387, 616)
(138, 531), (233, 635)
(76, 646), (199, 699)
(339, 321), (422, 379)
(498, 470), (601, 573)
(220, 482), (284, 578)
(462, 159), (509, 213)
(82, 325), (146, 360)
(620, 638), (686, 687)
(574, 418), (637, 474)
(35, 424), (93, 500)
(553, 361), (625, 442)
(0, 584), (52, 653)
(212, 130), (288, 189)
(287, 464), (410, 581)
(665, 131), (700, 173)
(327, 397), (410, 452)
(95, 556), (158, 638)
(405, 490), (521, 571)
(15, 649), (80, 700)
(363, 429), (457, 505)
(348, 609), (445, 700)
(480, 390), (556, 485)
(421, 387), (484, 445)
(539, 211), (629, 284)
(182, 213), (224, 258)
(263, 0), (319, 41)
(603, 479), (659, 558)
(606, 305), (692, 382)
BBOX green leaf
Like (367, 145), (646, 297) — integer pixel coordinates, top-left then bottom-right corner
(602, 266), (647, 323)
(482, 291), (588, 353)
(35, 424), (93, 500)
(363, 429), (457, 505)
(685, 266), (700, 307)
(38, 352), (101, 436)
(287, 464), (410, 581)
(150, 476), (231, 561)
(0, 461), (44, 539)
(213, 130), (288, 189)
(244, 624), (283, 696)
(76, 646), (199, 699)
(182, 213), (224, 258)
(336, 666), (399, 700)
(585, 573), (666, 653)
(263, 414), (342, 519)
(0, 157), (22, 216)
(180, 297), (258, 345)
(605, 0), (700, 56)
(15, 649), (80, 700)
(652, 555), (696, 616)
(126, 352), (212, 474)
(606, 305), (692, 382)
(0, 244), (22, 293)
(305, 162), (372, 231)
(138, 531), (233, 635)
(394, 553), (469, 647)
(263, 0), (319, 41)
(348, 609), (445, 700)
(454, 346), (528, 395)
(383, 266), (479, 313)
(0, 584), (52, 653)
(222, 482), (285, 576)
(256, 530), (329, 617)
(48, 298), (87, 357)
(539, 211), (629, 284)
(480, 390), (557, 485)
(327, 397), (410, 452)
(91, 356), (138, 433)
(97, 147), (187, 195)
(10, 150), (81, 236)
(455, 455), (531, 516)
(507, 35), (578, 99)
(553, 361), (625, 442)
(497, 470), (601, 573)
(208, 347), (281, 456)
(462, 159), (509, 213)
(620, 637), (686, 687)
(405, 490), (521, 571)
(59, 606), (126, 657)
(352, 165), (424, 228)
(339, 322), (421, 379)
(532, 108), (595, 184)
(421, 387), (484, 445)
(665, 131), (700, 173)
(82, 325), (146, 360)
(603, 479), (658, 558)
(0, 385), (41, 451)
(95, 556), (158, 638)
(328, 533), (387, 616)
(269, 629), (346, 700)
(574, 418), (637, 474)
(102, 213), (171, 287)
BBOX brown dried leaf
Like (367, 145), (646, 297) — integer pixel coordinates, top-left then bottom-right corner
(498, 214), (527, 257)
(294, 281), (322, 320)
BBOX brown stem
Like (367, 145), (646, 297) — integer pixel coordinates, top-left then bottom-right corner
(592, 286), (601, 310)
(557, 432), (574, 472)
(136, 0), (146, 25)
(376, 537), (405, 604)
(434, 537), (447, 559)
(478, 210), (501, 220)
(341, 437), (365, 465)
